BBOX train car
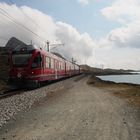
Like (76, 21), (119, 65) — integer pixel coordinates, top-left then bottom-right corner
(8, 44), (80, 88)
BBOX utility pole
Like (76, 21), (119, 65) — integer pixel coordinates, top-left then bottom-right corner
(72, 58), (74, 63)
(101, 64), (104, 69)
(46, 41), (50, 52)
(45, 41), (65, 53)
(72, 58), (76, 64)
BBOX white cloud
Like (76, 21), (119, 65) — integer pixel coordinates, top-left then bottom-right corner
(94, 47), (140, 70)
(101, 0), (140, 23)
(78, 0), (89, 6)
(0, 3), (57, 46)
(55, 22), (95, 63)
(0, 2), (140, 70)
(101, 0), (140, 49)
(77, 0), (104, 6)
(0, 2), (95, 66)
(107, 22), (140, 48)
(96, 0), (140, 70)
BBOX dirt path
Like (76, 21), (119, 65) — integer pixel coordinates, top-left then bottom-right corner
(0, 75), (139, 140)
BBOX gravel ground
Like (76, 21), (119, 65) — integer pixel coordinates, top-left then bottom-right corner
(0, 76), (78, 129)
(0, 74), (139, 140)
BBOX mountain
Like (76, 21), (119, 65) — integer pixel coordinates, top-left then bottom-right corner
(80, 64), (135, 75)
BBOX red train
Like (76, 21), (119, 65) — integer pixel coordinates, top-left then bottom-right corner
(8, 40), (80, 88)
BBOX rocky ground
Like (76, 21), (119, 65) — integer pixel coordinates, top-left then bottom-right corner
(87, 75), (140, 107)
(0, 74), (139, 140)
(0, 77), (72, 129)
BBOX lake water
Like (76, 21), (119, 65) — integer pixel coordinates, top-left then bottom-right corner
(97, 74), (140, 85)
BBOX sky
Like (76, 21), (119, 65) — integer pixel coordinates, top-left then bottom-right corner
(0, 0), (140, 70)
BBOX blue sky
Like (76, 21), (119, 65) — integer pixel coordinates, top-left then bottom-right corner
(3, 0), (120, 38)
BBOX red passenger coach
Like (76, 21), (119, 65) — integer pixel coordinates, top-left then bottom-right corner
(9, 44), (80, 88)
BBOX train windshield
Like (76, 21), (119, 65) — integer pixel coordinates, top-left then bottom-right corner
(12, 54), (32, 66)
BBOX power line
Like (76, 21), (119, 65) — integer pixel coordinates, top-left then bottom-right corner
(8, 0), (41, 29)
(8, 0), (50, 42)
(50, 43), (65, 51)
(0, 5), (47, 44)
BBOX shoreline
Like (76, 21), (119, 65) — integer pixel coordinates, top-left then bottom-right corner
(87, 75), (140, 108)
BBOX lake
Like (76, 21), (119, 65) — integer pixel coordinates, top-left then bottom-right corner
(97, 74), (140, 85)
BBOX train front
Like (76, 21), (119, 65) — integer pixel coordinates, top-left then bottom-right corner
(9, 45), (38, 88)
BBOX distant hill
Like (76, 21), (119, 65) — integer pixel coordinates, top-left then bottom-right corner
(80, 64), (135, 75)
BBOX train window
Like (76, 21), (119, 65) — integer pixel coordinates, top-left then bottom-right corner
(71, 65), (73, 70)
(62, 63), (63, 70)
(55, 60), (57, 69)
(63, 63), (65, 70)
(60, 62), (61, 70)
(61, 62), (63, 70)
(46, 57), (48, 68)
(58, 62), (59, 70)
(46, 57), (51, 68)
(51, 58), (54, 69)
(32, 53), (42, 68)
(60, 62), (62, 70)
(57, 62), (58, 69)
(12, 54), (32, 66)
(49, 58), (51, 68)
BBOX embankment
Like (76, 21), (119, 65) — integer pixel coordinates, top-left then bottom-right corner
(87, 75), (140, 107)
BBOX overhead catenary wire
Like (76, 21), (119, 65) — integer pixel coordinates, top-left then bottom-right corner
(8, 0), (43, 30)
(50, 43), (65, 51)
(8, 0), (53, 48)
(0, 1), (64, 53)
(0, 5), (47, 44)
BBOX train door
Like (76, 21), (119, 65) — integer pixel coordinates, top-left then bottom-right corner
(40, 53), (43, 77)
(31, 52), (43, 82)
(31, 53), (42, 68)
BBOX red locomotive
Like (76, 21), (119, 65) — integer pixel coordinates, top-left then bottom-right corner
(7, 37), (80, 88)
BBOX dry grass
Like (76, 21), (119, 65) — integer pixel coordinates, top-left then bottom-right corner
(87, 75), (140, 107)
(113, 87), (140, 107)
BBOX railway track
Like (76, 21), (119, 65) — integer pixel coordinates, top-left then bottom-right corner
(0, 74), (82, 100)
(0, 88), (24, 99)
(0, 80), (60, 99)
(0, 80), (60, 100)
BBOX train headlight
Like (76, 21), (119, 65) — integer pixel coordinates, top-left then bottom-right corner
(20, 47), (27, 52)
(17, 73), (21, 78)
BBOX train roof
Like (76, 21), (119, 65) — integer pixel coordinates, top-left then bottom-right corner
(6, 37), (80, 66)
(39, 48), (67, 62)
(38, 48), (79, 66)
